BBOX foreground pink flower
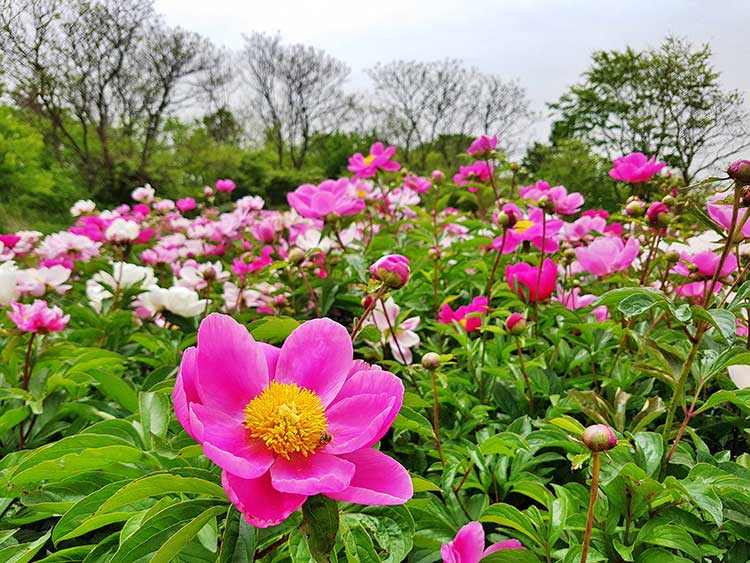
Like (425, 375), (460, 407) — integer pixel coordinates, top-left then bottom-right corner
(441, 522), (524, 563)
(609, 153), (665, 183)
(348, 142), (400, 179)
(575, 236), (640, 277)
(467, 135), (498, 157)
(505, 259), (557, 303)
(8, 300), (69, 333)
(287, 179), (366, 219)
(173, 314), (412, 527)
(439, 296), (488, 332)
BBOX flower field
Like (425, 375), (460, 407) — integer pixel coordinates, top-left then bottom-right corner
(1, 139), (750, 563)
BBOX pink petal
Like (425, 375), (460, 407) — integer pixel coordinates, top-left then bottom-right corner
(195, 314), (268, 414)
(174, 347), (199, 440)
(325, 448), (413, 505)
(260, 342), (280, 378)
(325, 395), (395, 454)
(192, 404), (274, 479)
(270, 452), (355, 495)
(222, 470), (306, 528)
(443, 522), (485, 563)
(483, 539), (526, 554)
(328, 370), (404, 451)
(275, 318), (352, 406)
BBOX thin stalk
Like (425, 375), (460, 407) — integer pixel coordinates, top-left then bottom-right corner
(379, 296), (408, 365)
(300, 269), (321, 317)
(515, 336), (533, 408)
(486, 230), (506, 304)
(19, 332), (37, 449)
(485, 158), (500, 202)
(666, 378), (706, 463)
(429, 367), (446, 465)
(350, 285), (387, 340)
(580, 452), (601, 563)
(703, 184), (741, 305)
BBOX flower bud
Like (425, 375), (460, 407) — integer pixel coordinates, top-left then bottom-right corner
(505, 312), (527, 335)
(728, 160), (750, 184)
(496, 211), (510, 227)
(370, 254), (410, 289)
(421, 352), (442, 370)
(664, 250), (680, 263)
(431, 170), (445, 184)
(625, 200), (645, 218)
(581, 424), (617, 452)
(428, 246), (441, 260)
(288, 248), (305, 265)
(661, 194), (676, 207)
(510, 162), (520, 172)
(646, 201), (671, 226)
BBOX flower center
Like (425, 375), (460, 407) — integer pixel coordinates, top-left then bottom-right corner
(363, 154), (376, 166)
(514, 220), (534, 233)
(243, 381), (328, 459)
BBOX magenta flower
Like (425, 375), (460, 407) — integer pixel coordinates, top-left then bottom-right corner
(347, 142), (401, 179)
(466, 135), (498, 157)
(438, 297), (488, 332)
(646, 201), (672, 226)
(403, 174), (432, 194)
(505, 312), (527, 335)
(215, 179), (236, 193)
(441, 522), (524, 563)
(505, 259), (557, 303)
(609, 153), (666, 183)
(173, 314), (412, 527)
(8, 300), (70, 333)
(728, 159), (750, 183)
(492, 205), (563, 254)
(575, 236), (640, 277)
(287, 179), (366, 220)
(177, 197), (196, 212)
(453, 162), (492, 193)
(370, 254), (410, 289)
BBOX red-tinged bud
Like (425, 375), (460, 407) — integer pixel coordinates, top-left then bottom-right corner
(582, 424), (617, 452)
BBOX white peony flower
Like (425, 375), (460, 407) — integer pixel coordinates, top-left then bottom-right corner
(0, 261), (19, 306)
(105, 218), (140, 243)
(70, 199), (96, 217)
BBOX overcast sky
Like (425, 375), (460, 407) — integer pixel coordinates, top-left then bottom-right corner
(154, 0), (749, 144)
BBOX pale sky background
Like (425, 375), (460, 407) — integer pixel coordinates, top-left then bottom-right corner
(155, 0), (749, 145)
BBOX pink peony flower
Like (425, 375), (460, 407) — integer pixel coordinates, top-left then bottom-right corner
(177, 197), (196, 212)
(347, 142), (401, 179)
(519, 181), (584, 215)
(173, 314), (412, 527)
(8, 299), (69, 333)
(287, 179), (366, 219)
(215, 178), (236, 193)
(492, 205), (563, 254)
(441, 522), (524, 563)
(438, 296), (488, 332)
(555, 287), (609, 321)
(707, 197), (750, 239)
(609, 153), (665, 183)
(403, 174), (432, 194)
(466, 135), (498, 157)
(505, 312), (527, 335)
(370, 254), (410, 289)
(505, 259), (557, 303)
(365, 297), (420, 364)
(453, 162), (492, 193)
(673, 250), (737, 298)
(727, 159), (750, 183)
(575, 236), (640, 277)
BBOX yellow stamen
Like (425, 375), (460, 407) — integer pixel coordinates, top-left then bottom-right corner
(244, 381), (328, 459)
(459, 318), (467, 328)
(363, 154), (376, 165)
(514, 220), (534, 234)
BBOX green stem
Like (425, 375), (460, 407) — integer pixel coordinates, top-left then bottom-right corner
(580, 452), (601, 563)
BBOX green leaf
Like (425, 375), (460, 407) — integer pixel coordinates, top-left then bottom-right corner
(0, 530), (51, 563)
(218, 507), (256, 563)
(547, 416), (585, 437)
(693, 389), (750, 415)
(482, 551), (544, 562)
(635, 548), (692, 562)
(633, 432), (663, 478)
(53, 480), (131, 544)
(704, 309), (736, 342)
(109, 500), (222, 563)
(302, 495), (339, 563)
(482, 504), (543, 547)
(247, 316), (300, 344)
(341, 522), (379, 563)
(634, 523), (702, 560)
(357, 325), (383, 343)
(344, 505), (414, 563)
(138, 391), (170, 449)
(0, 406), (30, 433)
(97, 473), (226, 513)
(150, 505), (225, 563)
(618, 293), (660, 317)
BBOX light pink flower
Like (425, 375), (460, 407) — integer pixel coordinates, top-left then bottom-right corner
(707, 196), (750, 239)
(365, 297), (420, 364)
(673, 250), (737, 298)
(173, 314), (412, 527)
(555, 287), (609, 321)
(575, 237), (640, 277)
(347, 142), (401, 179)
(609, 153), (665, 183)
(370, 254), (410, 289)
(441, 522), (524, 563)
(519, 181), (584, 215)
(287, 179), (366, 219)
(8, 299), (69, 333)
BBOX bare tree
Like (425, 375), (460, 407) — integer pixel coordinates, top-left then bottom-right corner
(367, 59), (535, 166)
(0, 0), (223, 200)
(240, 32), (355, 169)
